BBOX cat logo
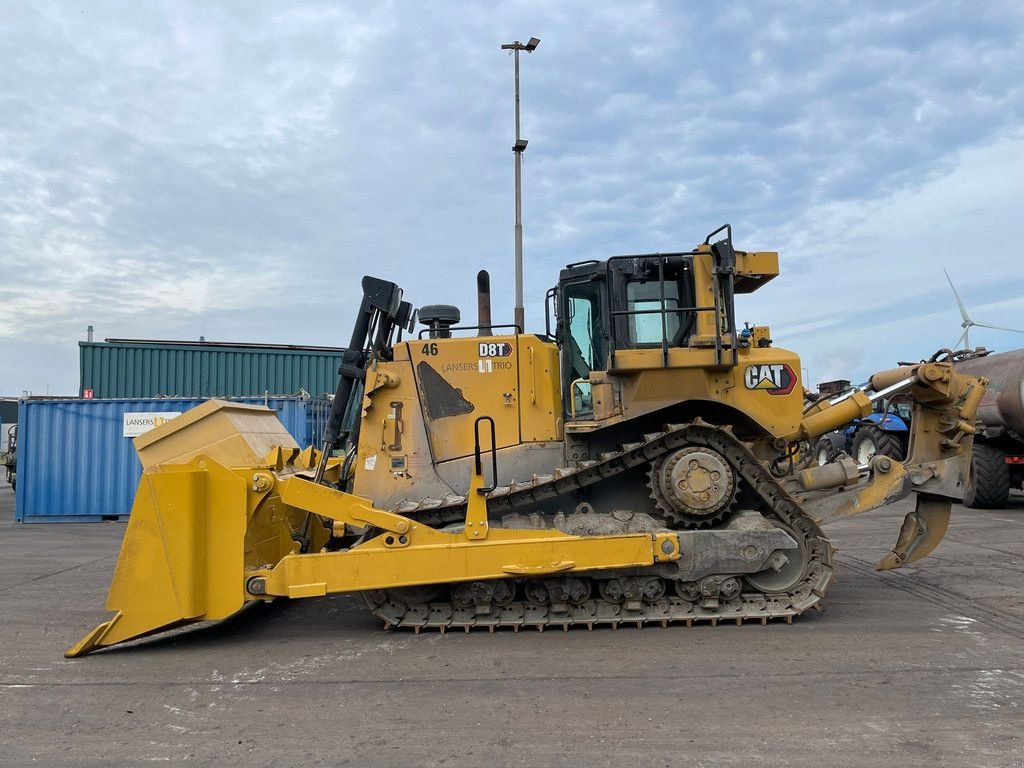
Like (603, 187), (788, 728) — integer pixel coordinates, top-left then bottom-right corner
(743, 363), (797, 396)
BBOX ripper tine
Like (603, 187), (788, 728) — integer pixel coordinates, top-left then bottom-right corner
(877, 495), (952, 571)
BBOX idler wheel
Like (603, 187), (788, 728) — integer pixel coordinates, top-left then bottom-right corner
(744, 522), (809, 594)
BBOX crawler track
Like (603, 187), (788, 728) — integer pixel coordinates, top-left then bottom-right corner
(363, 422), (836, 632)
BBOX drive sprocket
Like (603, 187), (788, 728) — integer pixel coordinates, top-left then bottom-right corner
(647, 446), (736, 528)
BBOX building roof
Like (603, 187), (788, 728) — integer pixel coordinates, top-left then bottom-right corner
(99, 338), (343, 352)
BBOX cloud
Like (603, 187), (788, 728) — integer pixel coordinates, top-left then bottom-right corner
(739, 132), (1024, 382)
(1, 1), (1022, 395)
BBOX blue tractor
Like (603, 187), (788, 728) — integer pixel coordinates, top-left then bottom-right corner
(815, 398), (912, 466)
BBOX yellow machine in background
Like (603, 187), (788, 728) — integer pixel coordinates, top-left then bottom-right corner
(68, 225), (986, 656)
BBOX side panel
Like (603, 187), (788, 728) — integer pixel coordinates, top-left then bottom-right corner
(410, 336), (520, 462)
(691, 248), (719, 339)
(352, 337), (566, 509)
(351, 352), (444, 505)
(517, 336), (563, 443)
(610, 347), (804, 438)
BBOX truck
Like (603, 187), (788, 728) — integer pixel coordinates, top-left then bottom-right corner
(67, 225), (986, 656)
(956, 349), (1024, 507)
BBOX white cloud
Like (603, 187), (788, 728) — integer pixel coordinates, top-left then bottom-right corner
(740, 133), (1024, 383)
(1, 1), (1022, 396)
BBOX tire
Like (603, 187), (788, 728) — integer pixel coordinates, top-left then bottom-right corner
(815, 437), (838, 466)
(964, 443), (1010, 509)
(852, 426), (905, 464)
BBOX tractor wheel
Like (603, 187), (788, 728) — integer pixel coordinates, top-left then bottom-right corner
(964, 443), (1010, 509)
(852, 426), (905, 464)
(815, 437), (838, 466)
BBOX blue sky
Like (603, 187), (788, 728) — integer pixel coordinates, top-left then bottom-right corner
(1, 1), (1023, 395)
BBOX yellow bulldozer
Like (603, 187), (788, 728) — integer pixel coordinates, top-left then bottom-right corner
(68, 225), (987, 656)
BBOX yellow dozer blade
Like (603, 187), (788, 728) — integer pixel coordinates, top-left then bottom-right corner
(67, 400), (680, 657)
(66, 400), (302, 657)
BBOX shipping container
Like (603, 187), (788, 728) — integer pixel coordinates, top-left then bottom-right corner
(80, 339), (343, 399)
(307, 386), (363, 451)
(15, 396), (312, 523)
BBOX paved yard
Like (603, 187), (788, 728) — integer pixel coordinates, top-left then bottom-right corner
(1, 485), (1022, 767)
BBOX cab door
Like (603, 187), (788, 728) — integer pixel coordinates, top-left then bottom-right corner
(559, 278), (607, 420)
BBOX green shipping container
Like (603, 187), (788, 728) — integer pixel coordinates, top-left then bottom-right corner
(80, 339), (343, 399)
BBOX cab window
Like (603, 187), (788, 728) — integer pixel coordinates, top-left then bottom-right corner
(626, 279), (683, 345)
(562, 281), (605, 416)
(609, 257), (696, 350)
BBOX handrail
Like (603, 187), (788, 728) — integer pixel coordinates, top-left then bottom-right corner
(704, 223), (732, 245)
(473, 416), (498, 494)
(601, 226), (738, 369)
(417, 324), (522, 339)
(605, 253), (707, 368)
(568, 377), (591, 420)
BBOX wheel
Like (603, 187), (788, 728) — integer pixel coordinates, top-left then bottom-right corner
(852, 426), (904, 464)
(647, 446), (735, 528)
(964, 443), (1010, 508)
(815, 437), (838, 466)
(744, 521), (809, 594)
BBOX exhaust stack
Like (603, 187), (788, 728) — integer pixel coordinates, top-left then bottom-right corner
(477, 269), (492, 336)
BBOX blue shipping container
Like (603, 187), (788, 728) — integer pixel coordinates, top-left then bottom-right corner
(15, 396), (312, 523)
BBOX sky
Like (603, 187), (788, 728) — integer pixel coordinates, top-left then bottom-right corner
(1, 1), (1023, 396)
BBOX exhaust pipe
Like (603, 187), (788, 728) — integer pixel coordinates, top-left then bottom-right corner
(477, 269), (492, 336)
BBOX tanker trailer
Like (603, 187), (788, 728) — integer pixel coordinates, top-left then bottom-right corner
(957, 349), (1024, 507)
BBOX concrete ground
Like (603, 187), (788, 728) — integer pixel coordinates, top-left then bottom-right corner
(0, 484), (1022, 767)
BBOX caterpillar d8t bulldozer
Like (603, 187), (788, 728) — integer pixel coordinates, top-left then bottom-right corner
(68, 225), (987, 656)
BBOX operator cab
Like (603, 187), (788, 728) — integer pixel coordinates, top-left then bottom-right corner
(555, 255), (699, 418)
(544, 226), (783, 423)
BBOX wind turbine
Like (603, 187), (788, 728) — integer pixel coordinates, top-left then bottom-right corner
(944, 268), (1024, 349)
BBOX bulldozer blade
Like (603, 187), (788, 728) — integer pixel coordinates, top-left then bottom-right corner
(66, 461), (250, 657)
(876, 494), (951, 571)
(67, 400), (301, 657)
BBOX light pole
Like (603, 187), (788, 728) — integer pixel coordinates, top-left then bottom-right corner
(500, 36), (539, 334)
